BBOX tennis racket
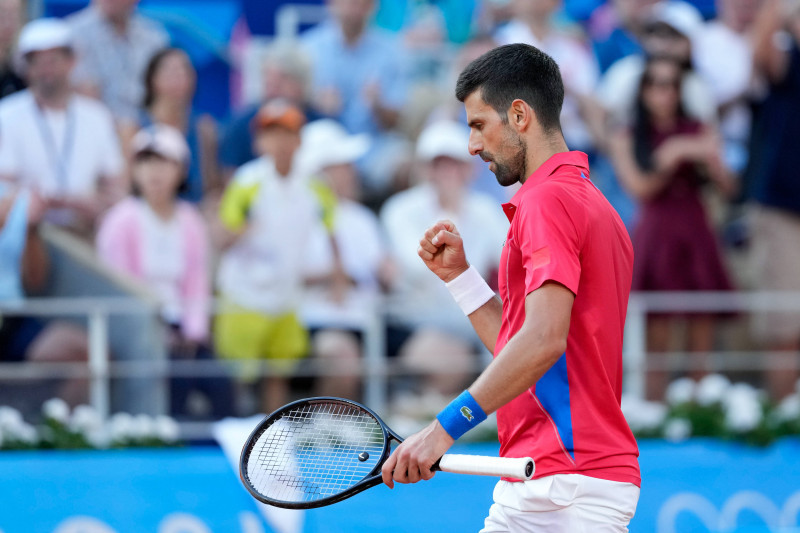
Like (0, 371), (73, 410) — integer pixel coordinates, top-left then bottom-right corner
(239, 397), (535, 509)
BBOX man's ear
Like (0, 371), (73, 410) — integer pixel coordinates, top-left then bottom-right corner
(507, 99), (533, 133)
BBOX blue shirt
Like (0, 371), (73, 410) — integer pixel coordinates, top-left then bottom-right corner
(745, 42), (800, 215)
(301, 21), (408, 136)
(0, 188), (29, 301)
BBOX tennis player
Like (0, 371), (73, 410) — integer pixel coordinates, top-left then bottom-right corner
(381, 43), (640, 531)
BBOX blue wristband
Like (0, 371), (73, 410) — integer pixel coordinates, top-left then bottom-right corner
(436, 390), (487, 440)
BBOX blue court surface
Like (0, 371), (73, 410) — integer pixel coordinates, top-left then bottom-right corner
(0, 440), (799, 532)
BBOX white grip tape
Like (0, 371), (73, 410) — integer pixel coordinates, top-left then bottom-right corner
(437, 454), (535, 481)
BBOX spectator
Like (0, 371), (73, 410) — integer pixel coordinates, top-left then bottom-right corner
(138, 48), (220, 203)
(96, 125), (234, 419)
(67, 0), (169, 123)
(0, 18), (124, 237)
(609, 56), (735, 401)
(299, 118), (389, 400)
(589, 0), (659, 73)
(0, 184), (89, 406)
(219, 41), (321, 181)
(746, 0), (800, 400)
(598, 0), (716, 128)
(0, 0), (25, 100)
(693, 0), (763, 174)
(302, 0), (410, 194)
(595, 1), (716, 229)
(494, 0), (605, 154)
(214, 101), (334, 413)
(380, 120), (508, 405)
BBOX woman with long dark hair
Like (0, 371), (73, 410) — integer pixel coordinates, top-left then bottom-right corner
(610, 55), (736, 400)
(137, 47), (219, 202)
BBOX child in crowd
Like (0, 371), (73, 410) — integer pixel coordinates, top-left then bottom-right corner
(97, 124), (233, 419)
(214, 101), (336, 413)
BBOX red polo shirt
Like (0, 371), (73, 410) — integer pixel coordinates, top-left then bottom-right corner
(495, 151), (640, 486)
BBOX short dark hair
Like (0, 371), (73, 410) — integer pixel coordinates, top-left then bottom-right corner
(455, 43), (564, 134)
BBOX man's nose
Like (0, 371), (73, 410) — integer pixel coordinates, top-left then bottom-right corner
(468, 132), (482, 156)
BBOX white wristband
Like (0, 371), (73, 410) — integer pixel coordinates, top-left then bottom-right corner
(445, 265), (495, 316)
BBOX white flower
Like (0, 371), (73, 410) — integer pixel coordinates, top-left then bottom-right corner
(665, 378), (696, 406)
(154, 416), (180, 443)
(86, 428), (109, 449)
(696, 374), (731, 406)
(16, 422), (37, 445)
(664, 418), (692, 442)
(723, 383), (763, 432)
(0, 407), (24, 431)
(109, 412), (134, 442)
(70, 405), (103, 434)
(777, 394), (800, 422)
(42, 398), (70, 424)
(130, 414), (154, 440)
(621, 395), (667, 432)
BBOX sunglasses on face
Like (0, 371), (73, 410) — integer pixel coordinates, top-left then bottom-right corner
(643, 75), (680, 90)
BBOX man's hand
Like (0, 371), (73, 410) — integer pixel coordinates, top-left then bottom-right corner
(381, 419), (454, 489)
(418, 220), (469, 283)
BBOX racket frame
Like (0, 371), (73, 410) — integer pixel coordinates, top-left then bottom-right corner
(239, 396), (401, 509)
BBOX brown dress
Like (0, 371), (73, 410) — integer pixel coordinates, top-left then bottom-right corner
(631, 118), (733, 293)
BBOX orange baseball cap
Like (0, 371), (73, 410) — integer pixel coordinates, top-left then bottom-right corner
(253, 100), (306, 133)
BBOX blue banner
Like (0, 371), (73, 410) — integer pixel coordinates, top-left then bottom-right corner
(1, 440), (799, 532)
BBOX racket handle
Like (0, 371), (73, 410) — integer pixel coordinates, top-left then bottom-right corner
(435, 454), (535, 481)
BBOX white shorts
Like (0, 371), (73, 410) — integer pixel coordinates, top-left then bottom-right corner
(480, 474), (640, 533)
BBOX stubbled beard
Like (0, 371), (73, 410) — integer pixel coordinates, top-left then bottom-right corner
(490, 132), (527, 187)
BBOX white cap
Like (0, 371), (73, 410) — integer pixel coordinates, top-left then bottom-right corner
(299, 119), (370, 175)
(648, 1), (704, 41)
(131, 124), (190, 166)
(17, 18), (73, 57)
(416, 120), (471, 163)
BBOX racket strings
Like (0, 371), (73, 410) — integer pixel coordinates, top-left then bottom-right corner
(247, 401), (386, 503)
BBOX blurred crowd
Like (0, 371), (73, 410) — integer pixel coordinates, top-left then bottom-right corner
(0, 0), (799, 417)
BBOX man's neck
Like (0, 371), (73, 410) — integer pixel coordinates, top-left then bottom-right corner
(341, 22), (366, 46)
(149, 100), (188, 130)
(101, 9), (131, 36)
(520, 135), (569, 184)
(522, 16), (551, 42)
(33, 87), (71, 110)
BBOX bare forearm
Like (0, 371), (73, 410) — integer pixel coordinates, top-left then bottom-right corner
(469, 325), (564, 415)
(467, 295), (503, 354)
(22, 228), (50, 293)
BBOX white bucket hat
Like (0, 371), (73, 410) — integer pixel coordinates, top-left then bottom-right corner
(17, 18), (73, 57)
(416, 120), (472, 163)
(298, 119), (370, 176)
(131, 124), (190, 166)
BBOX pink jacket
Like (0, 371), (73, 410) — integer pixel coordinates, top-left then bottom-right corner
(96, 198), (210, 342)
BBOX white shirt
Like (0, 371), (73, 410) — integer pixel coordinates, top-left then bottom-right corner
(302, 199), (387, 329)
(495, 20), (600, 151)
(693, 21), (754, 170)
(139, 200), (185, 324)
(380, 183), (509, 338)
(0, 91), (123, 198)
(216, 157), (331, 314)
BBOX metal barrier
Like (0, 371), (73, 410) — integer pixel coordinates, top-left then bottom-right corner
(624, 291), (800, 398)
(2, 291), (799, 437)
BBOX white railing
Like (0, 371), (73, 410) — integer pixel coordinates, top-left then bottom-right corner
(2, 291), (799, 438)
(624, 291), (800, 398)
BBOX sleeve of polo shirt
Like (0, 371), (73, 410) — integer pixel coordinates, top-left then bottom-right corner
(218, 173), (259, 232)
(515, 189), (582, 296)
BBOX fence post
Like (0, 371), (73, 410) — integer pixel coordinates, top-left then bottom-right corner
(88, 309), (111, 420)
(625, 295), (647, 399)
(363, 313), (388, 416)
